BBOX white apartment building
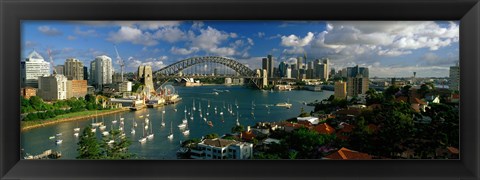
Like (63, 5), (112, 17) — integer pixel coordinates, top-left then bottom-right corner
(37, 74), (67, 101)
(21, 50), (51, 88)
(190, 138), (253, 160)
(90, 55), (114, 89)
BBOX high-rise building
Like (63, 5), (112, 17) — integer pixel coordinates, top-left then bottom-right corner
(64, 58), (84, 80)
(138, 65), (155, 93)
(267, 55), (274, 78)
(37, 74), (67, 101)
(90, 55), (113, 89)
(89, 60), (96, 85)
(347, 74), (369, 97)
(286, 66), (292, 79)
(297, 57), (304, 70)
(113, 72), (123, 84)
(449, 62), (460, 92)
(21, 50), (51, 88)
(83, 66), (88, 81)
(278, 61), (287, 77)
(54, 65), (65, 75)
(347, 65), (368, 78)
(262, 69), (268, 88)
(262, 55), (274, 78)
(334, 81), (347, 100)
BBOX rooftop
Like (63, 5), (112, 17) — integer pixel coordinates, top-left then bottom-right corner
(324, 147), (373, 160)
(202, 138), (237, 148)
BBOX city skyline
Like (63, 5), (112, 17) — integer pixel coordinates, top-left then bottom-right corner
(22, 21), (459, 77)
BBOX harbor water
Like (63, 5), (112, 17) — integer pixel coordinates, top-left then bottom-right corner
(21, 85), (333, 159)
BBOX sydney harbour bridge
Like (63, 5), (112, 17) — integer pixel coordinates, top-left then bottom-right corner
(153, 56), (264, 89)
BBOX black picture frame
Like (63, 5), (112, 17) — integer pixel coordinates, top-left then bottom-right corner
(1, 0), (479, 179)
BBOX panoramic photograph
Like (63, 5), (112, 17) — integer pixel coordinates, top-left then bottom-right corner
(20, 21), (460, 160)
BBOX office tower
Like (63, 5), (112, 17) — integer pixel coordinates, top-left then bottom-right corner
(83, 66), (88, 81)
(449, 62), (460, 92)
(37, 74), (67, 100)
(20, 50), (51, 88)
(330, 68), (336, 77)
(347, 74), (369, 97)
(262, 55), (274, 78)
(267, 55), (274, 78)
(322, 58), (329, 81)
(297, 56), (304, 70)
(278, 61), (287, 77)
(286, 66), (292, 78)
(334, 80), (347, 100)
(64, 58), (84, 80)
(347, 65), (369, 78)
(91, 55), (113, 89)
(54, 65), (65, 75)
(262, 69), (268, 88)
(89, 60), (96, 86)
(138, 65), (155, 93)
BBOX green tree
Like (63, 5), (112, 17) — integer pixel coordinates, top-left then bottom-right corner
(231, 125), (245, 133)
(205, 133), (219, 139)
(29, 96), (45, 111)
(101, 130), (134, 159)
(285, 128), (335, 158)
(77, 126), (103, 159)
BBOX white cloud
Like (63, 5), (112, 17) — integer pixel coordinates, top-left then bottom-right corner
(154, 26), (187, 43)
(281, 32), (314, 47)
(37, 26), (62, 36)
(230, 33), (238, 38)
(170, 47), (200, 55)
(74, 27), (97, 36)
(67, 36), (77, 40)
(257, 32), (265, 38)
(190, 26), (236, 56)
(247, 38), (254, 46)
(107, 26), (158, 46)
(25, 41), (37, 48)
(191, 21), (204, 29)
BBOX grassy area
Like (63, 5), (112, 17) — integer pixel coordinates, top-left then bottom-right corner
(21, 108), (127, 130)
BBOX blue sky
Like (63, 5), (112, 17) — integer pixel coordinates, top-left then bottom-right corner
(21, 21), (459, 77)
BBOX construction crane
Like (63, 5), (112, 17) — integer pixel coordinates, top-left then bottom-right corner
(47, 48), (56, 75)
(113, 45), (125, 82)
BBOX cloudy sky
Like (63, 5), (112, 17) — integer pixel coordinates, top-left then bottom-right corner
(22, 21), (459, 77)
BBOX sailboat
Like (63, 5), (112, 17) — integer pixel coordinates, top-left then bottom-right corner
(208, 100), (210, 108)
(91, 111), (102, 127)
(182, 121), (190, 136)
(182, 107), (188, 124)
(161, 110), (166, 127)
(167, 121), (174, 140)
(190, 108), (194, 120)
(235, 99), (239, 109)
(138, 122), (147, 143)
(147, 121), (154, 140)
(133, 116), (137, 127)
(99, 115), (106, 131)
(73, 122), (80, 132)
(192, 99), (196, 111)
(236, 111), (240, 126)
(112, 113), (117, 124)
(198, 102), (202, 112)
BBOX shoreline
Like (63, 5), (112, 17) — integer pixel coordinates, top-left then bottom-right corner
(21, 108), (130, 132)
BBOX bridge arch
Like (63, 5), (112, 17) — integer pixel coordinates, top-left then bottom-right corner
(154, 56), (262, 88)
